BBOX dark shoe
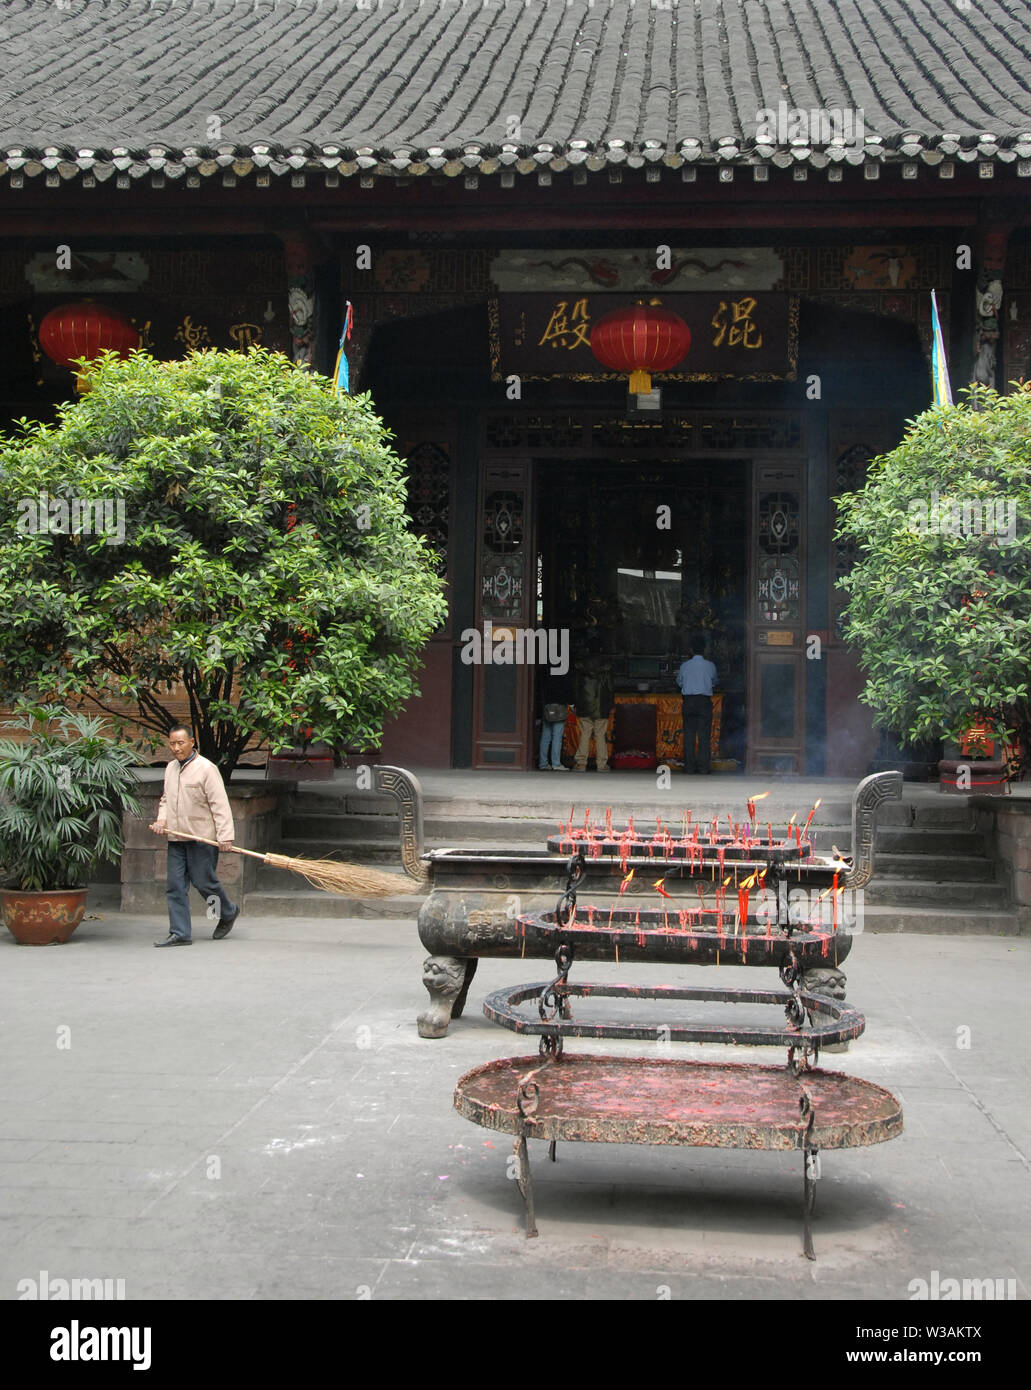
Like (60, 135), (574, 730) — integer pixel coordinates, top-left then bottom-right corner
(213, 908), (239, 940)
(155, 934), (191, 947)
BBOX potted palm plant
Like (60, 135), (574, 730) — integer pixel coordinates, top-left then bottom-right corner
(0, 705), (141, 944)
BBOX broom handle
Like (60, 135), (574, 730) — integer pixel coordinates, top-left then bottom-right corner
(185, 834), (269, 863)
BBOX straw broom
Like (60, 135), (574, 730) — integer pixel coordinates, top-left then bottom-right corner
(192, 836), (417, 897)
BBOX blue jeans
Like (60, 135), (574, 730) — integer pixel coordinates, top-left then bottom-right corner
(166, 841), (237, 941)
(539, 720), (565, 768)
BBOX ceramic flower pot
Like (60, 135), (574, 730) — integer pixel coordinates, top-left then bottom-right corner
(0, 888), (88, 945)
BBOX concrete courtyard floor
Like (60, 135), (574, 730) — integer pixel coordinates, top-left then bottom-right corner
(1, 902), (1028, 1303)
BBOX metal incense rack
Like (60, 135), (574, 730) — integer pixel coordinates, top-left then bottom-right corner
(454, 832), (904, 1260)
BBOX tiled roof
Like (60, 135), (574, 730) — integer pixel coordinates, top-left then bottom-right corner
(2, 0), (1030, 190)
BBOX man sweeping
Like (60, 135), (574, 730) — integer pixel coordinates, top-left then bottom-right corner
(149, 725), (240, 947)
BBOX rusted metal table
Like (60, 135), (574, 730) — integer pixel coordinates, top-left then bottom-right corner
(455, 1053), (903, 1253)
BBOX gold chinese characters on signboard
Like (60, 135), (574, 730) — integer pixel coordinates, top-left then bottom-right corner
(711, 297), (763, 350)
(491, 292), (797, 381)
(538, 298), (592, 352)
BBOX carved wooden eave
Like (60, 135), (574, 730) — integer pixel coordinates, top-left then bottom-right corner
(2, 133), (1031, 195)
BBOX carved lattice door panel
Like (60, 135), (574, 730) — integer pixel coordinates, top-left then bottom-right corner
(473, 460), (534, 768)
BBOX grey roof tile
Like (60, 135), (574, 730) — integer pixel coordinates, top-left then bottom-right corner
(1, 0), (1029, 186)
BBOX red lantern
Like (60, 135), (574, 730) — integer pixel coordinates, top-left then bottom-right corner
(38, 300), (139, 389)
(590, 300), (691, 394)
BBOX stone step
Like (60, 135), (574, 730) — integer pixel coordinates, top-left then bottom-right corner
(269, 830), (995, 879)
(267, 847), (997, 889)
(282, 805), (982, 848)
(282, 811), (873, 837)
(857, 905), (1018, 935)
(242, 890), (419, 920)
(874, 828), (988, 855)
(281, 813), (566, 842)
(874, 853), (997, 882)
(292, 790), (981, 830)
(291, 793), (859, 820)
(277, 835), (547, 857)
(864, 878), (1007, 907)
(385, 867), (1001, 904)
(273, 837), (421, 859)
(279, 818), (987, 857)
(264, 788), (1008, 930)
(255, 859), (416, 890)
(876, 805), (980, 829)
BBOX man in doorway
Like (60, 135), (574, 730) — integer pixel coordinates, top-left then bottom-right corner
(573, 651), (614, 771)
(148, 725), (239, 946)
(677, 643), (718, 774)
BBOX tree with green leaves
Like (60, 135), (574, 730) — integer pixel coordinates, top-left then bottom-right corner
(836, 384), (1031, 761)
(0, 348), (447, 778)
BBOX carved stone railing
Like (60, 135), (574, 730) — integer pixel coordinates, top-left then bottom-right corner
(842, 771), (903, 888)
(373, 765), (427, 881)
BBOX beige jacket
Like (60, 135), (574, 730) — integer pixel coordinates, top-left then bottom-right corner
(155, 753), (235, 844)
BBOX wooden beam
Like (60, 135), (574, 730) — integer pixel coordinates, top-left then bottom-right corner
(0, 172), (1026, 241)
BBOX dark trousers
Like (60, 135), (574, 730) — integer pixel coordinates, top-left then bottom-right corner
(166, 841), (236, 941)
(681, 695), (713, 773)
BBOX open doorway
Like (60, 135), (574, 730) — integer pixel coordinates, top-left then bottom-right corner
(535, 459), (749, 767)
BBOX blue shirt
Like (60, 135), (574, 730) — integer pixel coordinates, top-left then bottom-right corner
(676, 655), (718, 696)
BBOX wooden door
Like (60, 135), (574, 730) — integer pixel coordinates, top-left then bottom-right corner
(825, 412), (896, 776)
(472, 459), (534, 768)
(748, 462), (806, 773)
(375, 427), (456, 768)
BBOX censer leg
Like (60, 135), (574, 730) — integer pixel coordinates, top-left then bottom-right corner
(514, 1135), (538, 1238)
(548, 1140), (557, 1162)
(417, 955), (468, 1038)
(803, 967), (850, 1052)
(451, 958), (479, 1019)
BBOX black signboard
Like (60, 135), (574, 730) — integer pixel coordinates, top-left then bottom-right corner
(490, 292), (798, 382)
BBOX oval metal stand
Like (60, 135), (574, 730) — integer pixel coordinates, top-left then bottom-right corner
(455, 1054), (903, 1255)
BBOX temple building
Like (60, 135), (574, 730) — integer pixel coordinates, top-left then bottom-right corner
(1, 0), (1029, 774)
